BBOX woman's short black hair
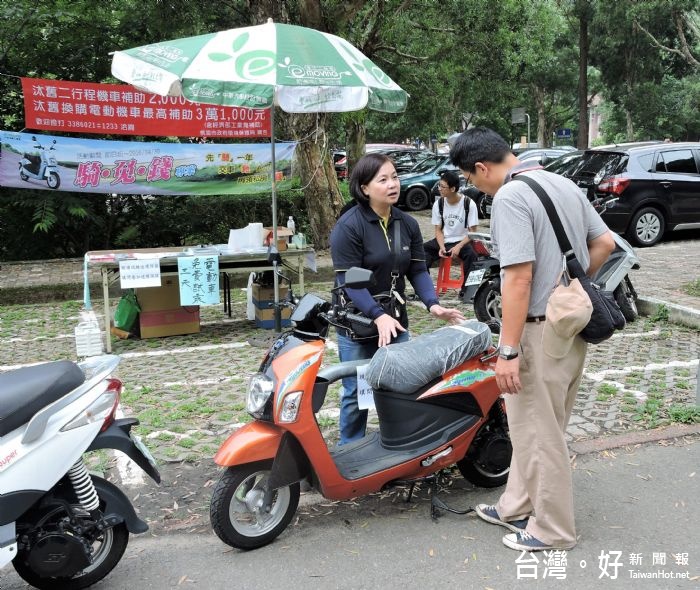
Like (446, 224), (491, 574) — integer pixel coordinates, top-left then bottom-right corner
(349, 153), (394, 206)
(449, 127), (511, 173)
(440, 169), (461, 190)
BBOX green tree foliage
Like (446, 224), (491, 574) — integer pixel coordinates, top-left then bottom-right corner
(0, 0), (698, 259)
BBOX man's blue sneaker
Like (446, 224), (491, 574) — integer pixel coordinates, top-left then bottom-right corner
(475, 504), (529, 533)
(502, 531), (575, 552)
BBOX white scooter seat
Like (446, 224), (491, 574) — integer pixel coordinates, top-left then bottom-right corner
(0, 361), (84, 436)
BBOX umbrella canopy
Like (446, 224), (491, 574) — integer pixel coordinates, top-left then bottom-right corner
(111, 20), (408, 330)
(111, 20), (407, 114)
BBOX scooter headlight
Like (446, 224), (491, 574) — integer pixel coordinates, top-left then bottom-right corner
(246, 373), (274, 418)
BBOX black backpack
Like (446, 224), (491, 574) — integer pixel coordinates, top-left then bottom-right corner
(438, 194), (472, 229)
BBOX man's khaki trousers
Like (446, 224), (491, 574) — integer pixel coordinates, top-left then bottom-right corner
(496, 321), (588, 548)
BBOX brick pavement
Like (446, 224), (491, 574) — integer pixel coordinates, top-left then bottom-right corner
(1, 213), (698, 534)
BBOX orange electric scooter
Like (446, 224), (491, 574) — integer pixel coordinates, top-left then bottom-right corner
(209, 266), (510, 550)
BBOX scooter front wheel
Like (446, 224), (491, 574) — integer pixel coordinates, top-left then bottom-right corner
(473, 279), (502, 330)
(47, 171), (60, 189)
(614, 277), (638, 322)
(210, 461), (300, 550)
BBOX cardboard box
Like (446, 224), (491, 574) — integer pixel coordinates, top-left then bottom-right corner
(140, 307), (200, 338)
(251, 283), (289, 304)
(136, 278), (181, 312)
(135, 277), (202, 338)
(263, 227), (293, 251)
(254, 306), (292, 329)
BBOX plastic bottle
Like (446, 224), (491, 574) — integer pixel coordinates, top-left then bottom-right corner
(286, 216), (295, 243)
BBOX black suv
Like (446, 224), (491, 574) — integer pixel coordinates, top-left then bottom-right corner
(569, 142), (700, 246)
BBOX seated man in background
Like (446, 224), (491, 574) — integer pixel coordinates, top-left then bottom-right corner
(423, 170), (479, 296)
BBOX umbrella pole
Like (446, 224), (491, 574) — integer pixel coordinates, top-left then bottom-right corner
(270, 104), (282, 332)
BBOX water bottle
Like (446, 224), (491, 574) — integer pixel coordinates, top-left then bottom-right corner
(286, 216), (295, 243)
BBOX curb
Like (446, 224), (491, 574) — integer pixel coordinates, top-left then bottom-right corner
(569, 422), (700, 455)
(637, 296), (700, 329)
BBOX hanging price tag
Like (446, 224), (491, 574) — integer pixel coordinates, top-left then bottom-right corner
(356, 365), (375, 410)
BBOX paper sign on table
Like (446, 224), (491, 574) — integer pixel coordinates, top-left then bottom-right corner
(178, 255), (220, 305)
(118, 259), (161, 289)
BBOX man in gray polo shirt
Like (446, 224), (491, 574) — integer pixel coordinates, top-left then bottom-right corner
(450, 128), (615, 552)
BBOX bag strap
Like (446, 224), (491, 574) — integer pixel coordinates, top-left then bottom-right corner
(512, 174), (576, 261)
(439, 195), (470, 230)
(391, 220), (401, 287)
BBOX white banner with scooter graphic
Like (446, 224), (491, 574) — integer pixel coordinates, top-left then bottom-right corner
(0, 131), (297, 195)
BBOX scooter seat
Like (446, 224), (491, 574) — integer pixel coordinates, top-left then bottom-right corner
(0, 361), (85, 437)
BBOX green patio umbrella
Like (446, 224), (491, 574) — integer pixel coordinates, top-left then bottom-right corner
(111, 19), (408, 328)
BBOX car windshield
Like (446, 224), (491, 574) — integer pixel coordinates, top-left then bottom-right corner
(409, 154), (443, 173)
(545, 153), (584, 177)
(572, 152), (626, 183)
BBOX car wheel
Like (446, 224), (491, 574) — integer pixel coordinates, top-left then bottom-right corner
(626, 207), (665, 247)
(404, 187), (430, 211)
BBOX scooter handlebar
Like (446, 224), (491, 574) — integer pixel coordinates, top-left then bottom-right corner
(344, 312), (374, 327)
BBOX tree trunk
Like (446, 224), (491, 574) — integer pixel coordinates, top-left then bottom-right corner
(577, 1), (589, 149)
(533, 85), (548, 147)
(287, 113), (344, 249)
(345, 111), (366, 173)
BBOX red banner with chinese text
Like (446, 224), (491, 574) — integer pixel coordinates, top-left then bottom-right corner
(21, 78), (271, 138)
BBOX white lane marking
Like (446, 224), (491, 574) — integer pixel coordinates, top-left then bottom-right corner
(0, 341), (251, 371)
(161, 376), (245, 387)
(2, 334), (75, 343)
(584, 358), (698, 382)
(610, 328), (661, 339)
(119, 341), (249, 359)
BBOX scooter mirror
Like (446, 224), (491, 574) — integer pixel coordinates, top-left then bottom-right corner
(344, 267), (375, 289)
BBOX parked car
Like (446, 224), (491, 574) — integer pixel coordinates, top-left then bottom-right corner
(332, 150), (347, 180)
(543, 150), (585, 178)
(517, 147), (574, 166)
(367, 146), (434, 174)
(581, 142), (700, 246)
(398, 154), (460, 210)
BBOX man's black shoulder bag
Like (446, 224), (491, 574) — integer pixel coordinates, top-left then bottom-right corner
(513, 174), (625, 344)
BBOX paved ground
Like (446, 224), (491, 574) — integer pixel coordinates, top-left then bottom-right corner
(2, 438), (698, 589)
(0, 213), (698, 536)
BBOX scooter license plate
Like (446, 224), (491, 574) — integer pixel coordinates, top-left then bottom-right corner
(130, 432), (158, 468)
(466, 268), (486, 286)
(486, 204), (492, 214)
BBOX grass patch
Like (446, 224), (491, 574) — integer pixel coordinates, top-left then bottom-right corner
(667, 404), (700, 424)
(596, 383), (618, 401)
(680, 278), (700, 297)
(649, 304), (669, 323)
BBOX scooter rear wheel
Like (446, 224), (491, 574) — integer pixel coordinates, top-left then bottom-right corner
(457, 415), (511, 488)
(210, 461), (300, 550)
(13, 479), (129, 590)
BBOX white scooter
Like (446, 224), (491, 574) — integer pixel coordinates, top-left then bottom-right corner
(0, 355), (160, 589)
(19, 137), (61, 189)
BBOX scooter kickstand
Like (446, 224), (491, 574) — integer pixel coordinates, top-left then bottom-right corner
(428, 475), (474, 521)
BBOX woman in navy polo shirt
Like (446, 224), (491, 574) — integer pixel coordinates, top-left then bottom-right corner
(330, 153), (465, 445)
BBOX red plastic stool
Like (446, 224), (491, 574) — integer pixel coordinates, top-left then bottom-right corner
(436, 256), (465, 295)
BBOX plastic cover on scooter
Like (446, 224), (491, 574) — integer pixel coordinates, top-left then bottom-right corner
(365, 320), (492, 394)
